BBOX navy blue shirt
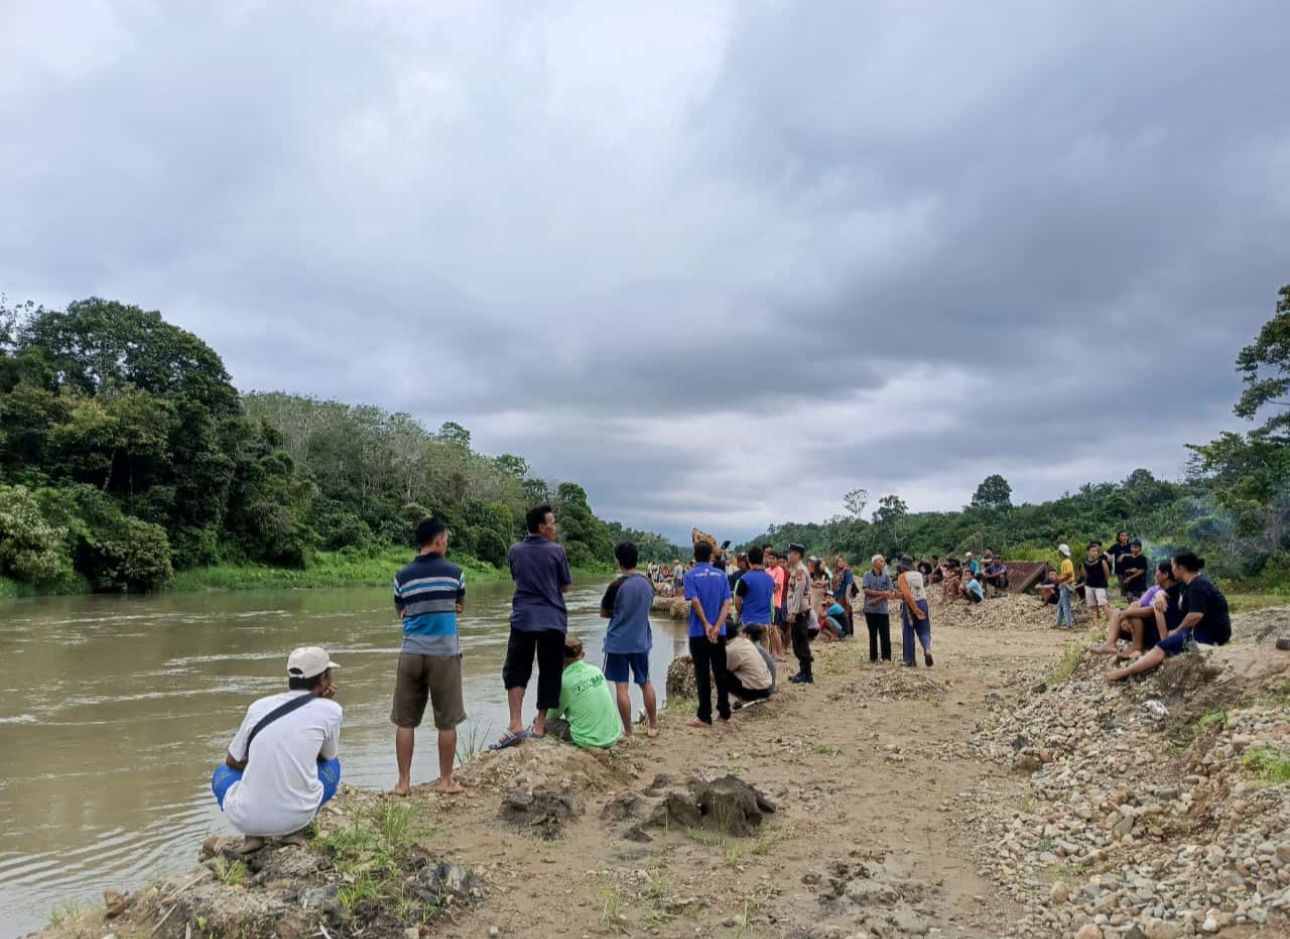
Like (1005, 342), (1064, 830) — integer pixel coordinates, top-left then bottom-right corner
(600, 572), (654, 654)
(393, 553), (465, 656)
(508, 535), (572, 633)
(684, 562), (732, 638)
(734, 569), (775, 625)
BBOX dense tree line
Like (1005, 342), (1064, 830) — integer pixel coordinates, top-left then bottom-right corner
(744, 285), (1290, 585)
(0, 298), (682, 593)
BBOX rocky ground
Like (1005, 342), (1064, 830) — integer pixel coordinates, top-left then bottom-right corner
(37, 595), (1289, 939)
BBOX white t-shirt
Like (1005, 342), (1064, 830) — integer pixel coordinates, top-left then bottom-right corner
(223, 691), (343, 837)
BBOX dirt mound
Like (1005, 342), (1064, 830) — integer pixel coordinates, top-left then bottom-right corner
(500, 784), (582, 839)
(930, 592), (1073, 631)
(599, 773), (777, 840)
(1232, 603), (1290, 643)
(455, 734), (634, 794)
(826, 667), (949, 703)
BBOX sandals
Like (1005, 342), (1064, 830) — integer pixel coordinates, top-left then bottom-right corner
(487, 728), (529, 751)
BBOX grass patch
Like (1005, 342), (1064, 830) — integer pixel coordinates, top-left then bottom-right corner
(812, 742), (843, 757)
(1046, 644), (1083, 685)
(47, 903), (80, 927)
(457, 720), (495, 767)
(597, 876), (626, 932)
(1196, 708), (1230, 729)
(1241, 747), (1290, 786)
(211, 855), (249, 886)
(1221, 589), (1289, 615)
(312, 799), (442, 923)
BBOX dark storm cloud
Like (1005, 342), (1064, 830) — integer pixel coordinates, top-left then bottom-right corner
(2, 1), (1288, 544)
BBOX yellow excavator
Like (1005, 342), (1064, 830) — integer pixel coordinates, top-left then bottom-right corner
(691, 527), (731, 564)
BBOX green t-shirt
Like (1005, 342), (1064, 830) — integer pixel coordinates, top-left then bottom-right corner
(546, 659), (622, 749)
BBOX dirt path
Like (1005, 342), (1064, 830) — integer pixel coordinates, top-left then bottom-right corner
(395, 615), (1076, 939)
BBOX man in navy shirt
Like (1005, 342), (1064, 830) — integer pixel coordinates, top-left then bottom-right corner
(599, 540), (658, 738)
(391, 517), (466, 796)
(683, 540), (732, 727)
(733, 546), (776, 631)
(500, 504), (572, 745)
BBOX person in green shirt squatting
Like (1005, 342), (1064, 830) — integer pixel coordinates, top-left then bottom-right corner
(546, 636), (623, 749)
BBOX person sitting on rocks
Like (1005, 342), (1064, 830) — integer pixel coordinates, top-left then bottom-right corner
(211, 647), (343, 853)
(1090, 560), (1181, 658)
(961, 569), (985, 604)
(940, 558), (962, 602)
(545, 636), (622, 748)
(982, 552), (1009, 594)
(1105, 552), (1230, 682)
(818, 599), (848, 642)
(724, 624), (774, 707)
(1036, 566), (1059, 605)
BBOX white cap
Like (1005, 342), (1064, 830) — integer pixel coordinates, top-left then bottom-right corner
(287, 646), (340, 679)
(965, 551), (973, 557)
(1058, 544), (1071, 557)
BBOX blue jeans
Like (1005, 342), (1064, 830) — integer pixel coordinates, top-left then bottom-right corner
(1056, 585), (1074, 628)
(211, 757), (341, 810)
(901, 600), (931, 663)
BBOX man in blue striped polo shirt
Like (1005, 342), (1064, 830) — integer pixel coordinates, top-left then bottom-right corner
(391, 517), (467, 796)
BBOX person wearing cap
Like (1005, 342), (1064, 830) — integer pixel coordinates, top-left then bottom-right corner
(964, 551), (979, 577)
(1056, 544), (1076, 629)
(785, 543), (814, 683)
(391, 516), (467, 796)
(895, 555), (933, 667)
(211, 647), (343, 851)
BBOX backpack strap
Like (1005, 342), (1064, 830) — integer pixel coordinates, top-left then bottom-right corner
(244, 693), (317, 760)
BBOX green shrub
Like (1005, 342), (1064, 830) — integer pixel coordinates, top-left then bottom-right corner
(0, 483), (69, 584)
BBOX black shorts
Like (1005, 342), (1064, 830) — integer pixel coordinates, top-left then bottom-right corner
(501, 627), (565, 711)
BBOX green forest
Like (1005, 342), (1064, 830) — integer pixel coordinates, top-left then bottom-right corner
(0, 297), (683, 596)
(743, 286), (1290, 588)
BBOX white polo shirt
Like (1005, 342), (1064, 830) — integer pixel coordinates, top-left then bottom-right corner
(223, 691), (343, 837)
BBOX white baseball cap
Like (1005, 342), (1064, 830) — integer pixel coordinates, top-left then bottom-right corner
(1057, 544), (1071, 557)
(287, 646), (340, 679)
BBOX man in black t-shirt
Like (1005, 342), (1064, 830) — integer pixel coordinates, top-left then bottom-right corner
(1117, 540), (1149, 600)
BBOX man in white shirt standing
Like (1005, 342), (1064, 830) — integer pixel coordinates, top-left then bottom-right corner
(211, 646), (344, 852)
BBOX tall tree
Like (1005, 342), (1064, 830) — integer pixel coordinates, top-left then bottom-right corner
(971, 474), (1013, 511)
(1234, 284), (1290, 440)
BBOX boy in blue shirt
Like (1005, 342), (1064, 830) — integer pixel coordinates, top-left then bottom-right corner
(683, 540), (732, 728)
(599, 540), (658, 738)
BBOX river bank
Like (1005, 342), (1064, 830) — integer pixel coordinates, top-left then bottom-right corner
(0, 549), (615, 599)
(35, 595), (1290, 939)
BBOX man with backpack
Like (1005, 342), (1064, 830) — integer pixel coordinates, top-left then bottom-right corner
(211, 646), (343, 852)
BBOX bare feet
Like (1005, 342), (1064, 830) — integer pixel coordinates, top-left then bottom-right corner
(645, 726), (659, 738)
(280, 830), (309, 848)
(686, 717), (710, 729)
(1104, 668), (1128, 682)
(433, 778), (465, 795)
(1088, 644), (1117, 655)
(231, 836), (266, 855)
(390, 780), (411, 797)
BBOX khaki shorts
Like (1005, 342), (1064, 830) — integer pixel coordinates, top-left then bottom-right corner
(1084, 586), (1109, 607)
(391, 653), (466, 730)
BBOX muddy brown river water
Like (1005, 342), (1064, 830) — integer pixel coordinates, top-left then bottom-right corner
(0, 579), (687, 937)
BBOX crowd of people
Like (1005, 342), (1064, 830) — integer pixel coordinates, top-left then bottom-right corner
(208, 510), (1231, 850)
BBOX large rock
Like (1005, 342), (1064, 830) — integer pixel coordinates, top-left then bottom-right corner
(645, 774), (776, 837)
(666, 655), (699, 701)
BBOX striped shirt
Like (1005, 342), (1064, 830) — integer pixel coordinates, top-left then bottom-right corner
(393, 553), (465, 656)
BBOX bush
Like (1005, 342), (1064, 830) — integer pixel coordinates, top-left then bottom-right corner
(80, 514), (173, 592)
(0, 483), (69, 583)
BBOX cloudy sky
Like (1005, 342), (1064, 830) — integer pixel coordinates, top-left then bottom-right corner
(4, 1), (1288, 543)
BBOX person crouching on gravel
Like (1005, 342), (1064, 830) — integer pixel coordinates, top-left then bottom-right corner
(1105, 552), (1230, 682)
(896, 556), (933, 667)
(545, 636), (623, 748)
(724, 624), (774, 707)
(212, 647), (343, 853)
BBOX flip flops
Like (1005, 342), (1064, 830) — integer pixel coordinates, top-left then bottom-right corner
(487, 728), (529, 751)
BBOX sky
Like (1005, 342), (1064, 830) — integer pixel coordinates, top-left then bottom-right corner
(3, 1), (1289, 545)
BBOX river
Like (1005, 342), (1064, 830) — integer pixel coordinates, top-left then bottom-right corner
(0, 579), (687, 937)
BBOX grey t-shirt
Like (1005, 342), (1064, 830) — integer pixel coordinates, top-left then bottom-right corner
(860, 570), (894, 614)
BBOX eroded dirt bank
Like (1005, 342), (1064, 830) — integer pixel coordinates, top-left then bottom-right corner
(39, 597), (1290, 939)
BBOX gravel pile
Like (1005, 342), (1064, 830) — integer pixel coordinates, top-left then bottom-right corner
(961, 649), (1290, 938)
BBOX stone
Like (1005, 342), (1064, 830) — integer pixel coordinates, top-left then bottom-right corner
(1050, 881), (1070, 903)
(1201, 916), (1218, 933)
(489, 928), (501, 938)
(405, 929), (420, 939)
(1143, 919), (1180, 939)
(1074, 925), (1103, 939)
(103, 890), (127, 919)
